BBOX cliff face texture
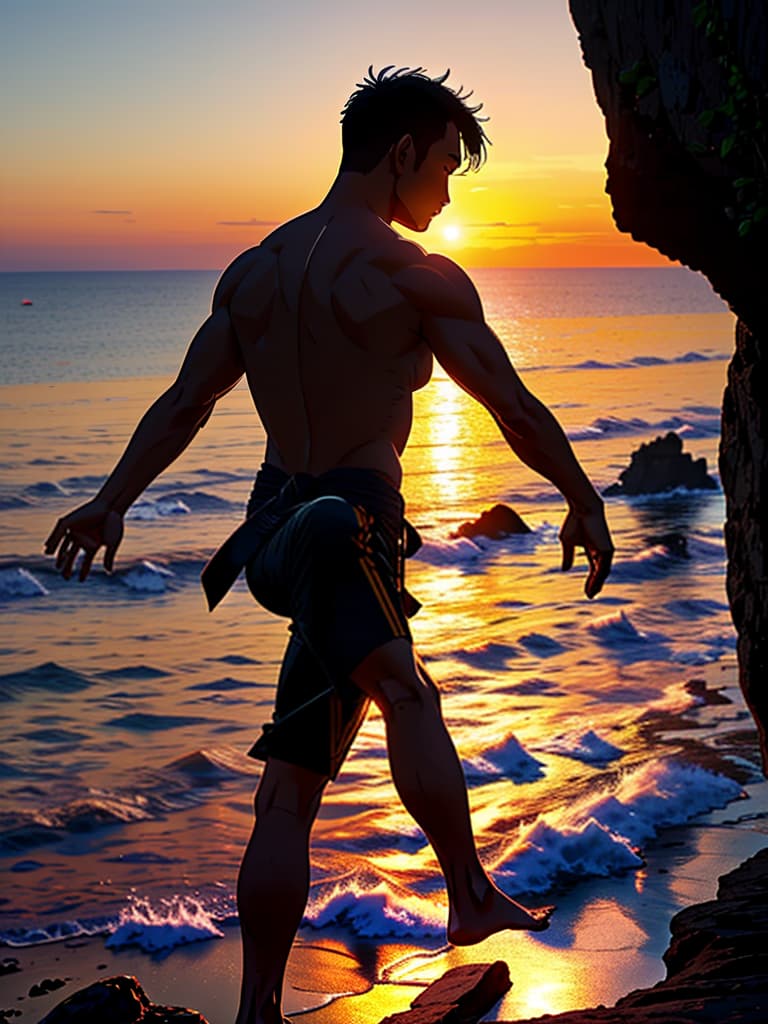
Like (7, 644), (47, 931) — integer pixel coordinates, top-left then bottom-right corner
(568, 0), (768, 769)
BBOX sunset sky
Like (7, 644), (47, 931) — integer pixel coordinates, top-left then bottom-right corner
(1, 0), (670, 271)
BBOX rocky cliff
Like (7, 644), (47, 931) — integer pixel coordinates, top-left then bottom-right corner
(568, 0), (768, 769)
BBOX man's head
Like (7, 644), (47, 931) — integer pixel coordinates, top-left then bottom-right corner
(339, 66), (489, 231)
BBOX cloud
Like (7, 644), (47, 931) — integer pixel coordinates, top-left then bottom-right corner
(92, 209), (132, 215)
(466, 220), (541, 229)
(217, 217), (280, 227)
(482, 230), (610, 243)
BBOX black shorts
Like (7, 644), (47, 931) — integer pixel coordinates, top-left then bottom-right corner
(244, 464), (415, 779)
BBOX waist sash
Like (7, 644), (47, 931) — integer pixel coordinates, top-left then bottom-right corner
(201, 466), (421, 612)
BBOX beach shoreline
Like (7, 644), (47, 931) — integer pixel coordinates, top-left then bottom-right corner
(4, 713), (765, 1024)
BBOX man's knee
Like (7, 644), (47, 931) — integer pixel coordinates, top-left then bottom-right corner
(353, 642), (441, 722)
(299, 497), (360, 558)
(255, 758), (328, 823)
(378, 674), (438, 720)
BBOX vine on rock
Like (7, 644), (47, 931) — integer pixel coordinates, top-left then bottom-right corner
(690, 0), (768, 237)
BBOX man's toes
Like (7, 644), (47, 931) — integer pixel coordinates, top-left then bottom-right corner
(532, 904), (555, 930)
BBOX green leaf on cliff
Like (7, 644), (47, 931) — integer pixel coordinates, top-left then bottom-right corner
(619, 63), (641, 86)
(720, 135), (736, 158)
(692, 2), (709, 28)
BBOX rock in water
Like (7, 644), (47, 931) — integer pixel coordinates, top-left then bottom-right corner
(37, 974), (209, 1024)
(604, 431), (718, 496)
(644, 531), (689, 558)
(455, 504), (531, 540)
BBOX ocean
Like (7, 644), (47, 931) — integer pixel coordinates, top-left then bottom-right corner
(1, 267), (765, 1016)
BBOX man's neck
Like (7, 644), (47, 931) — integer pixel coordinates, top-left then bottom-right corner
(321, 169), (396, 224)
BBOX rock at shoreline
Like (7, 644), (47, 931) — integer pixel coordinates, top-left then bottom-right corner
(455, 505), (532, 540)
(604, 431), (718, 496)
(37, 975), (209, 1024)
(495, 847), (768, 1023)
(380, 961), (512, 1023)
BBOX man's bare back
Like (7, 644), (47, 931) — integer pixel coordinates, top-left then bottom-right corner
(214, 209), (436, 488)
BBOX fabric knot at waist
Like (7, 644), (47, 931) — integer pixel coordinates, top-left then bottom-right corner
(201, 462), (421, 613)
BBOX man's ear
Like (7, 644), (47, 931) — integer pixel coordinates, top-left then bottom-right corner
(391, 134), (414, 175)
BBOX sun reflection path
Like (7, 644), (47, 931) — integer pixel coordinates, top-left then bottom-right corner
(427, 378), (462, 476)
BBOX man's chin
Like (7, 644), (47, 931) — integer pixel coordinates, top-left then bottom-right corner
(397, 217), (430, 233)
(393, 209), (431, 233)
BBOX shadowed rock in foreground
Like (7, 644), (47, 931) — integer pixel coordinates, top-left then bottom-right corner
(603, 432), (718, 496)
(380, 961), (512, 1023)
(37, 974), (208, 1024)
(493, 848), (768, 1024)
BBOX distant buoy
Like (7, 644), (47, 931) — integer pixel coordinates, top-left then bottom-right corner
(21, 299), (33, 306)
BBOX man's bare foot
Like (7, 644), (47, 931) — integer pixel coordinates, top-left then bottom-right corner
(447, 881), (554, 946)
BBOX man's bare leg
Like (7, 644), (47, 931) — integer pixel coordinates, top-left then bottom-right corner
(351, 638), (553, 945)
(235, 758), (328, 1024)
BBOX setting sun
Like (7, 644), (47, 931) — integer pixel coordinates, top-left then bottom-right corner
(442, 224), (462, 243)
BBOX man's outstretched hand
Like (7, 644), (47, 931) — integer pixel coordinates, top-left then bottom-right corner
(44, 498), (124, 582)
(560, 504), (613, 599)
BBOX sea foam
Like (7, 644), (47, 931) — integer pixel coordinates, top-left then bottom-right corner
(496, 760), (744, 895)
(106, 895), (223, 953)
(303, 764), (742, 937)
(567, 410), (721, 443)
(119, 560), (175, 593)
(463, 733), (545, 785)
(127, 497), (191, 520)
(0, 567), (48, 600)
(305, 881), (444, 939)
(543, 729), (625, 766)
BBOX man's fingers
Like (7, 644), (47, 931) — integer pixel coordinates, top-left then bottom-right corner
(104, 543), (118, 574)
(55, 536), (74, 571)
(61, 541), (81, 581)
(561, 537), (575, 572)
(79, 547), (96, 582)
(44, 518), (67, 554)
(585, 548), (613, 599)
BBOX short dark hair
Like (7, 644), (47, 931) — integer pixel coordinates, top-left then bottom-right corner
(339, 66), (490, 174)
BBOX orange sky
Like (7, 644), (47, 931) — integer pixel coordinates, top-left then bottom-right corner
(1, 1), (670, 271)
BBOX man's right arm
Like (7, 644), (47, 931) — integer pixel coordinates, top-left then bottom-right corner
(44, 250), (267, 580)
(393, 254), (613, 597)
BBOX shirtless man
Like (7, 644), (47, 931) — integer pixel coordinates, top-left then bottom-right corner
(45, 67), (613, 1024)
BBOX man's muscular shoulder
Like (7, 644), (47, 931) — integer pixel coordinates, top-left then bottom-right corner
(330, 232), (422, 329)
(391, 251), (483, 323)
(212, 243), (278, 326)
